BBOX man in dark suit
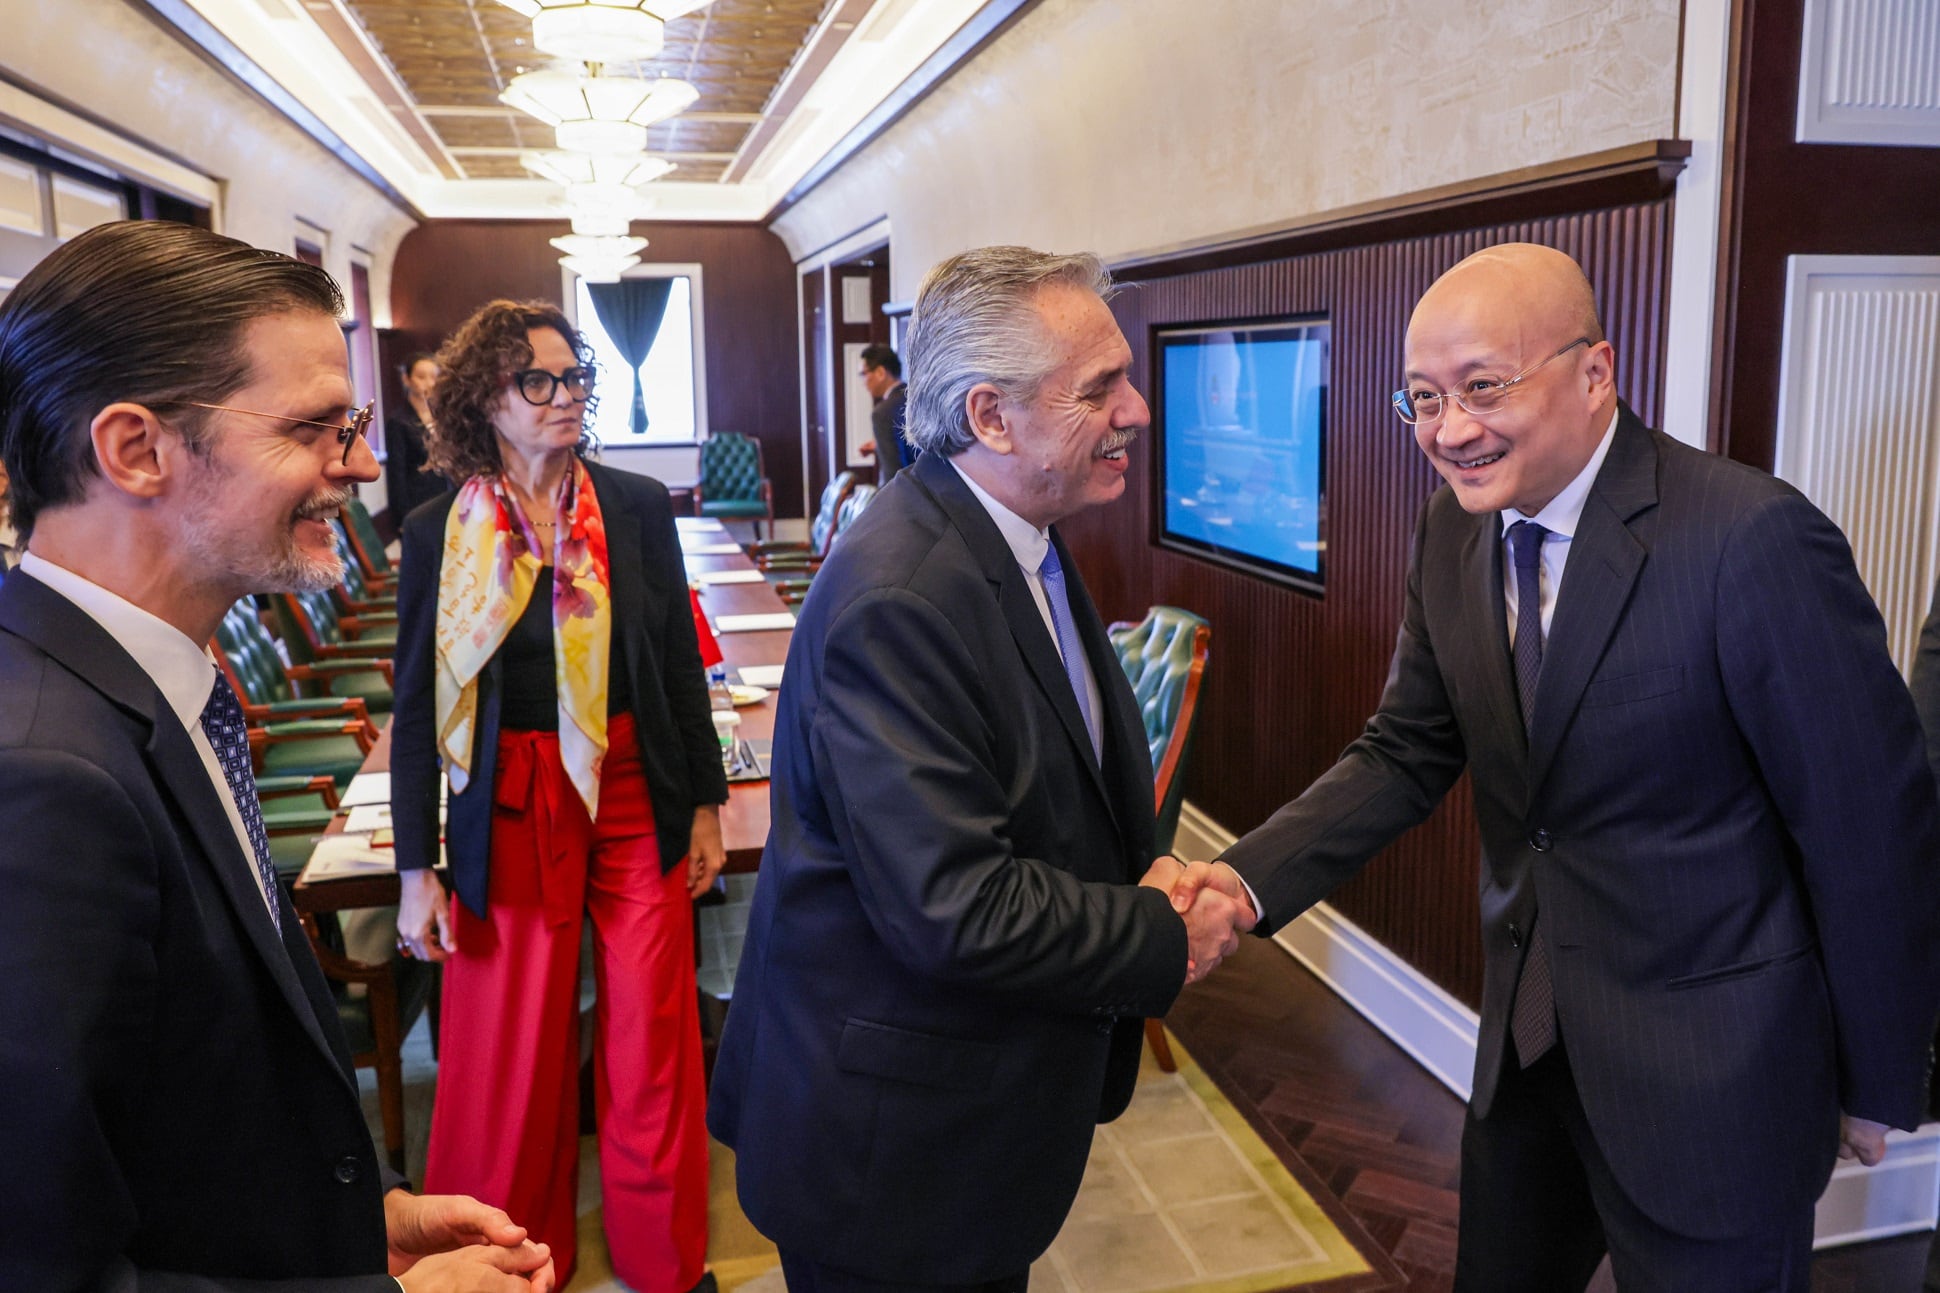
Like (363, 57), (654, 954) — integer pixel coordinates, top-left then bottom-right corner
(0, 221), (554, 1291)
(1181, 243), (1940, 1290)
(858, 342), (913, 484)
(708, 246), (1253, 1292)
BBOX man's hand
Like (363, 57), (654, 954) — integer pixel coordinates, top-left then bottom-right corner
(1139, 856), (1255, 984)
(386, 1190), (554, 1289)
(1838, 1113), (1891, 1167)
(395, 1246), (556, 1292)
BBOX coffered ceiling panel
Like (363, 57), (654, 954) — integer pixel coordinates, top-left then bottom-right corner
(341, 0), (827, 181)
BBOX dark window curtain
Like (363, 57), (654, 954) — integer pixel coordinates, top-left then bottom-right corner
(587, 278), (675, 435)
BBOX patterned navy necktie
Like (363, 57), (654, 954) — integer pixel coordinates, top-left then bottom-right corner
(200, 669), (282, 932)
(1506, 519), (1557, 1066)
(1038, 544), (1101, 765)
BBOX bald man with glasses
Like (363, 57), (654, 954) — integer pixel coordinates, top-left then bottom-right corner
(1180, 243), (1940, 1290)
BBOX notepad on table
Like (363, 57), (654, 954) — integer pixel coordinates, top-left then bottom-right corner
(736, 664), (785, 689)
(696, 569), (766, 585)
(714, 612), (796, 633)
(682, 542), (745, 556)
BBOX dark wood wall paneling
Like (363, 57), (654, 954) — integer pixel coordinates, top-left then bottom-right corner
(1717, 0), (1940, 470)
(1062, 201), (1674, 1007)
(387, 220), (804, 515)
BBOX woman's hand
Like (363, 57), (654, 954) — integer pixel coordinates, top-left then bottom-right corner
(396, 867), (454, 962)
(687, 804), (727, 898)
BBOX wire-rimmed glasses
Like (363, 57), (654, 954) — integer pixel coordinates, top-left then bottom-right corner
(1391, 337), (1591, 425)
(184, 401), (374, 465)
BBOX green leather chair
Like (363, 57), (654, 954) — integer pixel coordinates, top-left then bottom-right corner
(1108, 605), (1211, 1073)
(751, 470), (855, 574)
(341, 496), (398, 592)
(221, 596), (393, 718)
(332, 521), (396, 617)
(693, 432), (775, 540)
(773, 483), (875, 606)
(214, 602), (384, 787)
(276, 587), (398, 668)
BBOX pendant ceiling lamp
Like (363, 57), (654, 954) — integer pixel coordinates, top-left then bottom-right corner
(551, 233), (649, 281)
(500, 69), (699, 154)
(520, 150), (676, 189)
(494, 1), (714, 64)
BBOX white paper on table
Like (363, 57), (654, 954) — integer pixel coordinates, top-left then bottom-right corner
(343, 803), (391, 833)
(695, 569), (766, 585)
(682, 542), (745, 556)
(340, 771), (447, 808)
(737, 664), (785, 689)
(714, 612), (796, 633)
(304, 833), (396, 879)
(675, 517), (727, 532)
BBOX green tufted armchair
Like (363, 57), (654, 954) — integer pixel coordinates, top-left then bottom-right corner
(276, 587), (398, 667)
(1108, 605), (1211, 1074)
(340, 497), (397, 593)
(751, 469), (856, 573)
(693, 432), (775, 540)
(212, 601), (384, 789)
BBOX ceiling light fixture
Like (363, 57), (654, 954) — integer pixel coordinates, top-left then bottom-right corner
(500, 69), (699, 153)
(493, 2), (715, 65)
(520, 149), (676, 189)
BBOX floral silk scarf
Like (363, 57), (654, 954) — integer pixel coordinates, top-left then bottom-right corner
(434, 459), (613, 816)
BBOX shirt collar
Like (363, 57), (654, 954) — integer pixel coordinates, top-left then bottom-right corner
(949, 458), (1051, 574)
(17, 552), (218, 733)
(1500, 406), (1621, 540)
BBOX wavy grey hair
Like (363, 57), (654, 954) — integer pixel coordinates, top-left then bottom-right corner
(902, 246), (1116, 457)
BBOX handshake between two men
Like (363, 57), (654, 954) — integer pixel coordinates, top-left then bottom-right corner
(1140, 855), (1258, 984)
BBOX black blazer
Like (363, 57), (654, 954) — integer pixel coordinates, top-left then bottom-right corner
(707, 450), (1188, 1285)
(0, 573), (394, 1290)
(383, 411), (449, 520)
(870, 382), (914, 479)
(1223, 407), (1940, 1239)
(391, 457), (728, 917)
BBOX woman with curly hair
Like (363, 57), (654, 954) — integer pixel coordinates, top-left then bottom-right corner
(389, 298), (726, 1292)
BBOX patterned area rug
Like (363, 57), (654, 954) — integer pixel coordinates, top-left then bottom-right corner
(559, 1034), (1370, 1293)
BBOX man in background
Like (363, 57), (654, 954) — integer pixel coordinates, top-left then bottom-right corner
(857, 341), (912, 483)
(1184, 243), (1940, 1290)
(0, 220), (553, 1291)
(710, 246), (1252, 1292)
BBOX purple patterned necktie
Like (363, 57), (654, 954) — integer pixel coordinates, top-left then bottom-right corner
(1506, 520), (1557, 1066)
(200, 669), (282, 932)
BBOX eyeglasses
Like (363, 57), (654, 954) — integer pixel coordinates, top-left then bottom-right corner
(184, 400), (374, 465)
(1391, 337), (1591, 425)
(511, 366), (596, 406)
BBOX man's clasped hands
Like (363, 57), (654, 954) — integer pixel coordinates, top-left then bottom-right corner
(1140, 856), (1259, 985)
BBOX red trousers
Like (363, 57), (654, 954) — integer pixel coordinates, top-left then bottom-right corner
(424, 713), (708, 1292)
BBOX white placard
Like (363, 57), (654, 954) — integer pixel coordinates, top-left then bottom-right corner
(696, 569), (766, 585)
(714, 613), (796, 633)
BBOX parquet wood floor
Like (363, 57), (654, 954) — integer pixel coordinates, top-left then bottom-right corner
(1164, 936), (1935, 1293)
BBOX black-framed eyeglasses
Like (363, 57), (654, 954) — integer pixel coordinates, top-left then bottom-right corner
(511, 366), (596, 406)
(184, 400), (374, 465)
(1391, 337), (1592, 425)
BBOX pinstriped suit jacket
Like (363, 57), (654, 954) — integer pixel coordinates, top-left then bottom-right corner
(1224, 406), (1940, 1239)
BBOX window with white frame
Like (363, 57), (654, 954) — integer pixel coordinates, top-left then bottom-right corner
(571, 266), (705, 446)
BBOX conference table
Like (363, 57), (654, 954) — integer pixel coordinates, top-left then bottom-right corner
(290, 513), (793, 920)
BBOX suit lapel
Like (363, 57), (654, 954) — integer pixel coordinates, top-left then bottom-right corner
(0, 574), (355, 1093)
(1524, 410), (1658, 801)
(591, 462), (646, 694)
(911, 455), (1116, 809)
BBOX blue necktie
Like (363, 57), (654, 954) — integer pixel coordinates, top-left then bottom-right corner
(1506, 519), (1557, 1066)
(200, 670), (282, 932)
(1038, 544), (1100, 765)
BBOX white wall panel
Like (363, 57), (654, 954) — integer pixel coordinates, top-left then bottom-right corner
(1798, 0), (1940, 146)
(1773, 255), (1940, 675)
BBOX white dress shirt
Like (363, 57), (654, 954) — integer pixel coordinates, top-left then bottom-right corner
(950, 459), (1105, 760)
(18, 553), (277, 920)
(1500, 408), (1621, 647)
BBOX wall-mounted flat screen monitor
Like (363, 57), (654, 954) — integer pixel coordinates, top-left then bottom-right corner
(1154, 318), (1329, 593)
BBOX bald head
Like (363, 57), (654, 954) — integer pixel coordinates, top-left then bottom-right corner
(1411, 243), (1603, 350)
